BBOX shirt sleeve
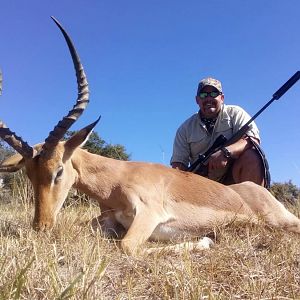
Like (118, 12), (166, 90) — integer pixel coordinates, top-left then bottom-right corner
(170, 125), (191, 166)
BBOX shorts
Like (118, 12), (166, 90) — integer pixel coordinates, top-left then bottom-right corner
(195, 138), (271, 189)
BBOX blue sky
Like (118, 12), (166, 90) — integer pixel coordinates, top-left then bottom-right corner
(1, 1), (300, 186)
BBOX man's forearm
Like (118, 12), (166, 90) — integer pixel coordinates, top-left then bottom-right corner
(226, 137), (258, 159)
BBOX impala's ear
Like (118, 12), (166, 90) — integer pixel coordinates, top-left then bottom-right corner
(65, 117), (101, 153)
(0, 153), (25, 172)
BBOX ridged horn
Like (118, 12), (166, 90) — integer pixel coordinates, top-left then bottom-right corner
(42, 16), (89, 151)
(0, 121), (34, 158)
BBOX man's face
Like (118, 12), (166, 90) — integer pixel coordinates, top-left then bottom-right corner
(196, 86), (224, 119)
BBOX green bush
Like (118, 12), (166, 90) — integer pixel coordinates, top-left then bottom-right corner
(270, 180), (300, 204)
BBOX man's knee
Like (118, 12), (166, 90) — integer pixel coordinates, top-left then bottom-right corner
(238, 148), (262, 165)
(232, 148), (265, 186)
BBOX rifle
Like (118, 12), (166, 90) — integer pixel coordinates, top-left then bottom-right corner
(188, 71), (300, 174)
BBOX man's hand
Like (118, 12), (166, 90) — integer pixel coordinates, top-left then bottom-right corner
(208, 150), (230, 171)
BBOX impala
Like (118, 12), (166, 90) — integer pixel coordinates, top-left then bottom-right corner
(1, 17), (300, 256)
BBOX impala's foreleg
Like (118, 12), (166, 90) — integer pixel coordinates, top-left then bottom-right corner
(91, 204), (126, 239)
(121, 208), (162, 256)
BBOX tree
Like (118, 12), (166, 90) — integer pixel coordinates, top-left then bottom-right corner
(64, 130), (130, 161)
(0, 141), (16, 190)
(270, 180), (300, 204)
(0, 140), (14, 162)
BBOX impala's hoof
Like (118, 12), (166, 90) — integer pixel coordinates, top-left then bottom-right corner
(32, 220), (54, 232)
(195, 237), (214, 250)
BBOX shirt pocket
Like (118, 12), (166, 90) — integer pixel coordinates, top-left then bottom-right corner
(188, 133), (210, 161)
(214, 119), (233, 140)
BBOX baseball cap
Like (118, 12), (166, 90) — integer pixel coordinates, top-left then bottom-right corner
(197, 77), (222, 95)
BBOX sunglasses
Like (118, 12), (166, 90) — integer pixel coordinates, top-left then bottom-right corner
(198, 91), (222, 99)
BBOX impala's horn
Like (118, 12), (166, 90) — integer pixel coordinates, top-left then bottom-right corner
(0, 121), (34, 158)
(42, 16), (89, 151)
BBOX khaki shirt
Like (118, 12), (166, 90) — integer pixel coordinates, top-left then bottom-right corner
(171, 104), (260, 179)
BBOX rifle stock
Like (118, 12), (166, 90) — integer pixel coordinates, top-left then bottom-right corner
(188, 71), (300, 174)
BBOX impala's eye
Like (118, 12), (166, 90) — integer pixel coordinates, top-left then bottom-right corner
(55, 166), (64, 183)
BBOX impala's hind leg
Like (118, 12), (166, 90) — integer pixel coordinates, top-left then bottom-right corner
(269, 201), (300, 233)
(230, 182), (300, 233)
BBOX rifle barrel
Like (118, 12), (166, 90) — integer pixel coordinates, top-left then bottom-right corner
(273, 71), (300, 100)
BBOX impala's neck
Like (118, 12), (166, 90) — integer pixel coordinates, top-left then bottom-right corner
(72, 148), (124, 201)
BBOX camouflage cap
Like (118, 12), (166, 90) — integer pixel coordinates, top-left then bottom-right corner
(197, 77), (222, 95)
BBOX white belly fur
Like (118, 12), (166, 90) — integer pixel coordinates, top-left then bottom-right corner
(114, 200), (251, 242)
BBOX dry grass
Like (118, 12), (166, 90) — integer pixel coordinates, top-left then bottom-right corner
(0, 191), (300, 299)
